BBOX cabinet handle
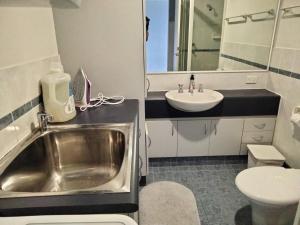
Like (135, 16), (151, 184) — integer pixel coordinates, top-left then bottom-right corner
(147, 135), (152, 148)
(204, 124), (207, 135)
(214, 124), (217, 135)
(254, 123), (266, 129)
(171, 125), (174, 136)
(139, 155), (143, 182)
(252, 136), (264, 142)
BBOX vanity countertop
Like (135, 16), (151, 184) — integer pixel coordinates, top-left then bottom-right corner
(0, 100), (139, 217)
(146, 89), (280, 118)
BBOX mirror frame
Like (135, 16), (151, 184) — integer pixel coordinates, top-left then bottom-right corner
(145, 0), (282, 75)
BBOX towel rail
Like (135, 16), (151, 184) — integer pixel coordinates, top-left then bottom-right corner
(225, 9), (275, 24)
(281, 6), (300, 17)
(225, 15), (247, 24)
(248, 9), (275, 21)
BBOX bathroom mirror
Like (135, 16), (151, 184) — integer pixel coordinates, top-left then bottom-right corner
(146, 0), (279, 74)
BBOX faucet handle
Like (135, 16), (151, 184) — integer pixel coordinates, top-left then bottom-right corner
(178, 84), (184, 93)
(37, 112), (53, 132)
(198, 83), (204, 92)
(37, 112), (52, 121)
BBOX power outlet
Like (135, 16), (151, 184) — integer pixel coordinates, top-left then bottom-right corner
(246, 75), (258, 84)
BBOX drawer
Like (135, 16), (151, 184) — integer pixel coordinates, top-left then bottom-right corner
(244, 118), (276, 132)
(242, 131), (274, 144)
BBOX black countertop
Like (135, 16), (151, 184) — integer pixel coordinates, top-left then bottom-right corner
(0, 100), (140, 216)
(146, 89), (280, 118)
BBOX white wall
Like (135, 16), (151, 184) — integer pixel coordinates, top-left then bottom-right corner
(0, 2), (59, 159)
(0, 3), (58, 68)
(147, 71), (268, 91)
(52, 0), (147, 175)
(267, 0), (300, 168)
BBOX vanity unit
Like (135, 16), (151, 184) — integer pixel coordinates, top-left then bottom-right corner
(145, 89), (280, 158)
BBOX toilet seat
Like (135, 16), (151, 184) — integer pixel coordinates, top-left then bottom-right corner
(236, 166), (300, 205)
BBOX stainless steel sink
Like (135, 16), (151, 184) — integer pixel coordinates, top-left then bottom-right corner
(0, 123), (134, 198)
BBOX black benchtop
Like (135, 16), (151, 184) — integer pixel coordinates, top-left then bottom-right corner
(0, 100), (139, 217)
(146, 89), (280, 118)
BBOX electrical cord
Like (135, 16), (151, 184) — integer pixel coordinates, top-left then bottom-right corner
(79, 92), (125, 112)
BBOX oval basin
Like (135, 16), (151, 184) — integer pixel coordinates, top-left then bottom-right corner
(165, 89), (224, 112)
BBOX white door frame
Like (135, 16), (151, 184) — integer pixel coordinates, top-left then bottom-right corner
(174, 0), (182, 71)
(186, 0), (194, 71)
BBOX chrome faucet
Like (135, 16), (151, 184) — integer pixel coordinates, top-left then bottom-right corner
(189, 74), (195, 93)
(37, 112), (53, 132)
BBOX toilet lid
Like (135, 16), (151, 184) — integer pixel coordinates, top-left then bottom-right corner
(236, 167), (300, 205)
(247, 145), (285, 161)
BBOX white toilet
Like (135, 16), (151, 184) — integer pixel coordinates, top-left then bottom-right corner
(236, 166), (300, 225)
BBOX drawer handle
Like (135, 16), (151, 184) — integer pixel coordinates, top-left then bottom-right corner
(171, 125), (174, 136)
(254, 123), (266, 129)
(252, 136), (264, 142)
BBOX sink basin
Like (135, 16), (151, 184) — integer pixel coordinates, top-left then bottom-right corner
(165, 89), (224, 112)
(0, 123), (134, 198)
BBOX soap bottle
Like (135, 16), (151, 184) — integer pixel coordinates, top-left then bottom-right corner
(41, 62), (76, 123)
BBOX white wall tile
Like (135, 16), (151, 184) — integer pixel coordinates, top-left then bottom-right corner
(0, 56), (58, 118)
(14, 106), (40, 143)
(292, 49), (300, 74)
(147, 72), (268, 92)
(0, 124), (18, 159)
(278, 48), (295, 72)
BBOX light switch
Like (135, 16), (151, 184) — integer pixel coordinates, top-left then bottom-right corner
(246, 75), (258, 84)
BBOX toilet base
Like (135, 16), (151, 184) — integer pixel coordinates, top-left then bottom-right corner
(251, 201), (298, 225)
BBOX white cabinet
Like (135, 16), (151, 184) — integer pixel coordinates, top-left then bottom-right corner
(209, 119), (244, 156)
(243, 117), (276, 132)
(146, 117), (276, 158)
(177, 120), (210, 156)
(146, 120), (177, 158)
(240, 117), (276, 155)
(242, 131), (274, 143)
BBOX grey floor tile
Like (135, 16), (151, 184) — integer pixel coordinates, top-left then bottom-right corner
(146, 157), (250, 225)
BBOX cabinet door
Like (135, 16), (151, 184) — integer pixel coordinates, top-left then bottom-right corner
(177, 120), (210, 157)
(209, 119), (244, 156)
(147, 120), (177, 158)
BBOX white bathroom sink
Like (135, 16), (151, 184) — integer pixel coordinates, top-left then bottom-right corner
(165, 89), (224, 112)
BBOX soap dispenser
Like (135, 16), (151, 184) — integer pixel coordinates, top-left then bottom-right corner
(41, 63), (76, 123)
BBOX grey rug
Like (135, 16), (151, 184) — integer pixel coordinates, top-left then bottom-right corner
(139, 181), (201, 225)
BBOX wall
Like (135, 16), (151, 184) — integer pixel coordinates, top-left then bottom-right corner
(0, 2), (59, 159)
(267, 0), (300, 168)
(147, 71), (268, 91)
(220, 0), (278, 70)
(146, 0), (169, 73)
(52, 0), (147, 175)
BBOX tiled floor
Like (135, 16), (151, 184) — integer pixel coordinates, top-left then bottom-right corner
(145, 156), (251, 225)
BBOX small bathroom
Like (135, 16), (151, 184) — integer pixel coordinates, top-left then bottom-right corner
(0, 0), (300, 225)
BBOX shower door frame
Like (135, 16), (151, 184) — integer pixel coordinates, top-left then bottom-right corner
(174, 0), (195, 71)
